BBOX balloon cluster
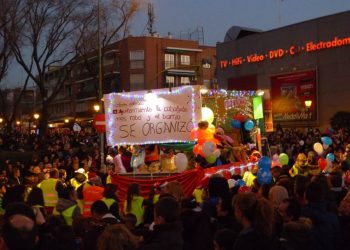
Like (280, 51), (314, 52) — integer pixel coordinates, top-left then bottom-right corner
(313, 136), (333, 171)
(271, 153), (289, 167)
(257, 156), (272, 184)
(231, 114), (255, 131)
(191, 121), (220, 164)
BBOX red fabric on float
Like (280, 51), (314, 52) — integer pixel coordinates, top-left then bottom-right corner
(111, 162), (252, 201)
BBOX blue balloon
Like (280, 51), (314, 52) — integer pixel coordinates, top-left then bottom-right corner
(326, 153), (335, 163)
(258, 156), (271, 170)
(257, 168), (272, 185)
(321, 136), (332, 146)
(236, 179), (246, 187)
(244, 120), (254, 131)
(231, 119), (241, 129)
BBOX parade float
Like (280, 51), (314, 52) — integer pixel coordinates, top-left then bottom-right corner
(103, 85), (268, 197)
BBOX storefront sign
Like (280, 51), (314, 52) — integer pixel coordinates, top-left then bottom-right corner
(104, 86), (202, 146)
(271, 70), (317, 122)
(220, 36), (350, 69)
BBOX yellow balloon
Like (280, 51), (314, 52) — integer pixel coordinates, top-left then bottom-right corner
(201, 107), (214, 124)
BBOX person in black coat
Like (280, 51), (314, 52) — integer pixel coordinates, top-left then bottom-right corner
(138, 197), (183, 250)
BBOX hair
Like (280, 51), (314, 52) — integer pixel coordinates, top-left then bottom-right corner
(27, 186), (45, 207)
(97, 224), (140, 250)
(208, 176), (230, 198)
(214, 229), (237, 250)
(233, 192), (274, 237)
(58, 169), (66, 179)
(2, 202), (38, 250)
(2, 185), (26, 209)
(124, 213), (137, 230)
(330, 172), (342, 188)
(281, 198), (301, 221)
(91, 200), (108, 215)
(103, 183), (118, 200)
(259, 183), (273, 199)
(49, 168), (59, 178)
(306, 181), (324, 202)
(126, 183), (140, 212)
(294, 175), (309, 198)
(269, 185), (289, 208)
(165, 181), (184, 202)
(58, 186), (75, 200)
(282, 218), (313, 250)
(154, 197), (180, 223)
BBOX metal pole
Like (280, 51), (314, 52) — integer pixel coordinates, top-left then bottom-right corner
(97, 0), (105, 171)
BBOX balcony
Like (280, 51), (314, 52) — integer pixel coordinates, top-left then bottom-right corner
(76, 91), (97, 100)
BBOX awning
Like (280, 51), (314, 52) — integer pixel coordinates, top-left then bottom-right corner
(166, 69), (196, 77)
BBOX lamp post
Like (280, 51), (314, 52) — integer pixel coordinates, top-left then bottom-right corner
(33, 113), (39, 134)
(97, 0), (105, 170)
(304, 100), (312, 128)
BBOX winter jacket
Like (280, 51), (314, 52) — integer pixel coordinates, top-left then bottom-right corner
(137, 221), (183, 250)
(56, 198), (81, 224)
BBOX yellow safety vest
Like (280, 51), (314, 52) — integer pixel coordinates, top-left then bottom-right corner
(38, 178), (58, 207)
(193, 189), (203, 204)
(61, 205), (77, 226)
(70, 178), (84, 190)
(153, 194), (160, 204)
(102, 198), (116, 210)
(124, 196), (144, 226)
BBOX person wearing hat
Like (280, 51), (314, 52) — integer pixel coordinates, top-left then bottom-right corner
(70, 168), (87, 190)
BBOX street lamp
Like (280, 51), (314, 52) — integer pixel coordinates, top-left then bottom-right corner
(16, 121), (21, 125)
(64, 119), (69, 123)
(33, 113), (40, 120)
(304, 100), (312, 110)
(0, 118), (3, 124)
(93, 104), (100, 112)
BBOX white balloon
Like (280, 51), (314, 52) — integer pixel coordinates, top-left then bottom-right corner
(174, 153), (188, 172)
(313, 142), (324, 156)
(323, 144), (329, 150)
(202, 141), (216, 157)
(214, 149), (221, 158)
(299, 140), (304, 146)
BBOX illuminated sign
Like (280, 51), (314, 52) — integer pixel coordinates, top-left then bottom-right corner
(220, 36), (350, 69)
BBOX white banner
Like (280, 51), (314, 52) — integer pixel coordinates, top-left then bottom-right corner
(104, 86), (202, 146)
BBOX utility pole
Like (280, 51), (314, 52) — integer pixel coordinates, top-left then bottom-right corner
(97, 0), (105, 171)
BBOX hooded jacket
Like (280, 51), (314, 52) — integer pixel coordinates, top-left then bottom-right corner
(56, 198), (81, 222)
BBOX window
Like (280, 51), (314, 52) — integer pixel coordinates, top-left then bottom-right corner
(181, 55), (190, 65)
(202, 59), (212, 69)
(130, 50), (144, 69)
(165, 54), (175, 69)
(180, 77), (190, 85)
(76, 102), (88, 112)
(130, 74), (144, 91)
(166, 76), (175, 85)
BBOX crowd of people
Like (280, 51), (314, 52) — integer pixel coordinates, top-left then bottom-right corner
(0, 126), (349, 250)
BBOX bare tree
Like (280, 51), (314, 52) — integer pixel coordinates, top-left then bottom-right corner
(4, 0), (90, 138)
(73, 0), (140, 97)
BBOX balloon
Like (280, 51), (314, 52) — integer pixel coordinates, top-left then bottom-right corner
(244, 120), (254, 131)
(321, 136), (332, 146)
(313, 142), (324, 156)
(214, 149), (221, 158)
(201, 107), (214, 124)
(174, 153), (188, 172)
(257, 168), (272, 185)
(279, 153), (289, 166)
(206, 154), (216, 164)
(193, 144), (203, 156)
(231, 119), (241, 129)
(299, 140), (305, 146)
(232, 113), (247, 123)
(202, 141), (216, 157)
(326, 153), (335, 163)
(236, 179), (246, 187)
(258, 156), (271, 170)
(318, 157), (327, 171)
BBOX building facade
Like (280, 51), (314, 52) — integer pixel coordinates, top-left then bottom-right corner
(217, 11), (350, 129)
(48, 36), (216, 125)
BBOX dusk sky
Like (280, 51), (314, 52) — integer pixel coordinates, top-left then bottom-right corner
(132, 0), (350, 45)
(6, 0), (350, 86)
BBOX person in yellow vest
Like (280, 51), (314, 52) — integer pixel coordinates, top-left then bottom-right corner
(70, 168), (87, 190)
(289, 153), (309, 177)
(56, 186), (81, 226)
(101, 183), (121, 221)
(37, 169), (63, 215)
(242, 165), (259, 187)
(124, 183), (144, 226)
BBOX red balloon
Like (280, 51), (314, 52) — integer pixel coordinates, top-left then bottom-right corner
(318, 157), (327, 171)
